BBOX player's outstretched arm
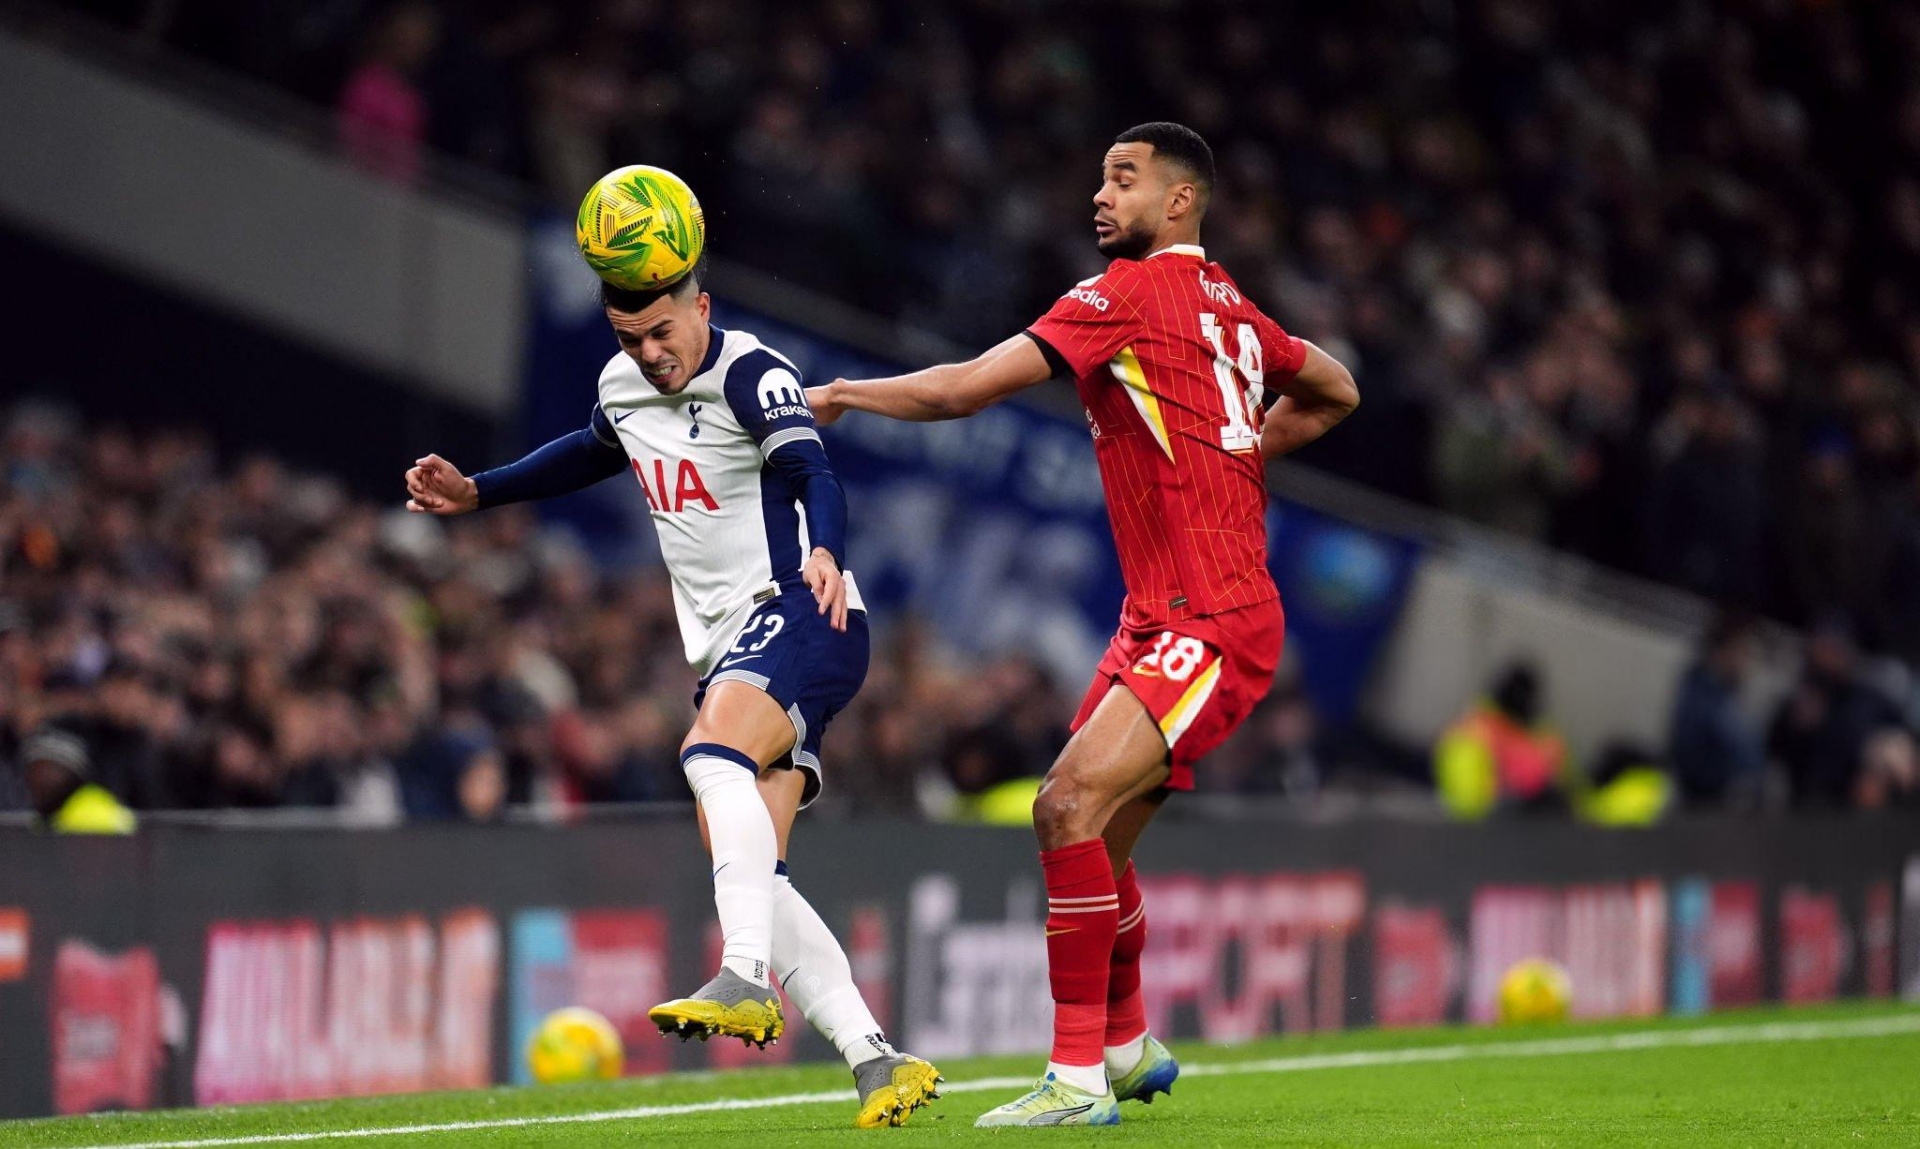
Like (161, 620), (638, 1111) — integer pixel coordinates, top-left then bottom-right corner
(406, 409), (629, 515)
(1261, 340), (1359, 460)
(808, 334), (1054, 426)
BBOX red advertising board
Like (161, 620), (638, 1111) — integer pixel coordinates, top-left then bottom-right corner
(51, 940), (161, 1115)
(1139, 870), (1364, 1041)
(193, 911), (499, 1105)
(1708, 882), (1763, 1007)
(1467, 882), (1665, 1023)
(1779, 887), (1847, 1004)
(572, 910), (671, 1076)
(1371, 903), (1455, 1027)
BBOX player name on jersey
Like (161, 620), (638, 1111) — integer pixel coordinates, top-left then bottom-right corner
(1025, 245), (1307, 630)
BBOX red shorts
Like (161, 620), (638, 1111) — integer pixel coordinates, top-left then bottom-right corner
(1070, 597), (1285, 790)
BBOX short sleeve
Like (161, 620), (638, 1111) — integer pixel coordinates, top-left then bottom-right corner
(1252, 311), (1308, 389)
(1024, 264), (1147, 379)
(721, 351), (821, 459)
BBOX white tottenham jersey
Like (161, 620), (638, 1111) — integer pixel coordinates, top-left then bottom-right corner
(596, 324), (863, 676)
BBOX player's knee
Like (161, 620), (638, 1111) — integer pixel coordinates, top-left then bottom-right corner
(680, 742), (760, 799)
(1032, 773), (1099, 846)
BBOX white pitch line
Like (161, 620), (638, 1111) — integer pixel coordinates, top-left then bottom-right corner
(1176, 1012), (1920, 1077)
(58, 1012), (1920, 1149)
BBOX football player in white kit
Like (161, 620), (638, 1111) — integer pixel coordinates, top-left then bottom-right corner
(403, 263), (941, 1128)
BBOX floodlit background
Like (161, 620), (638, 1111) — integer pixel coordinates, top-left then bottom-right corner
(0, 0), (1917, 1123)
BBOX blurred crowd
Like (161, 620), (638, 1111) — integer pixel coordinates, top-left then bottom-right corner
(79, 0), (1920, 656)
(3, 405), (1908, 826)
(0, 404), (1087, 824)
(1436, 630), (1920, 824)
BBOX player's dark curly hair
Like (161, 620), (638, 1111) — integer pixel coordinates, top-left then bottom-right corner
(599, 254), (707, 314)
(1114, 122), (1215, 195)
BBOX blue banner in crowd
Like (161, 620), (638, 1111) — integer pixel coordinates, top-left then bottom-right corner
(522, 217), (1420, 715)
(1266, 502), (1424, 721)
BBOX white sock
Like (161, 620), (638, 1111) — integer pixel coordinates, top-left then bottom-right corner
(1046, 1060), (1109, 1095)
(772, 870), (894, 1068)
(1104, 1034), (1147, 1076)
(683, 747), (776, 987)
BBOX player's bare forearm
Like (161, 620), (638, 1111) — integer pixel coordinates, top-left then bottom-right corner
(823, 362), (973, 422)
(1261, 341), (1359, 459)
(811, 334), (1052, 425)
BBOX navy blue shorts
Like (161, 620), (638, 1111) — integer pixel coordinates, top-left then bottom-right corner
(694, 593), (870, 808)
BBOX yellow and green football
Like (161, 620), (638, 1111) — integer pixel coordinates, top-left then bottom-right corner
(526, 1006), (625, 1084)
(575, 165), (705, 291)
(1497, 957), (1572, 1024)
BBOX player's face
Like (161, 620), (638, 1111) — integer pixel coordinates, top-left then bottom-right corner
(1094, 143), (1172, 259)
(607, 290), (712, 395)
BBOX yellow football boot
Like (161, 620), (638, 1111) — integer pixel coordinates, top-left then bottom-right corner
(647, 968), (784, 1049)
(852, 1052), (943, 1128)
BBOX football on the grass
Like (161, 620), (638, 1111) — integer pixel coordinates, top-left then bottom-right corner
(527, 1006), (625, 1084)
(1498, 958), (1572, 1024)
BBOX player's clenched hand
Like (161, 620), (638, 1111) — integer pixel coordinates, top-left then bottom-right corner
(405, 454), (479, 515)
(802, 547), (848, 631)
(805, 383), (845, 426)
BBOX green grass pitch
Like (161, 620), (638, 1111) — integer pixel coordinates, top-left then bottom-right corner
(8, 1003), (1919, 1147)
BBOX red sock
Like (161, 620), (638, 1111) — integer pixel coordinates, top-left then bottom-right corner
(1105, 859), (1148, 1048)
(1041, 839), (1117, 1068)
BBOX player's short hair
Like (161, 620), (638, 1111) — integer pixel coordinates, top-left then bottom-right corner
(1114, 122), (1215, 195)
(600, 256), (706, 314)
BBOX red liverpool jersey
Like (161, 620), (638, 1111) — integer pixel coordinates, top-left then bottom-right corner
(1026, 244), (1306, 630)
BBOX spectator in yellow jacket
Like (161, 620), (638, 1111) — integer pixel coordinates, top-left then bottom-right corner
(21, 728), (136, 835)
(1435, 664), (1569, 820)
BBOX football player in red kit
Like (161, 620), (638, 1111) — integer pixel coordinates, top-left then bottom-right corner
(809, 122), (1359, 1127)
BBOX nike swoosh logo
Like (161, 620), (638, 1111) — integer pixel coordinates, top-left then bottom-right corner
(613, 409), (639, 424)
(720, 655), (763, 666)
(1045, 928), (1075, 937)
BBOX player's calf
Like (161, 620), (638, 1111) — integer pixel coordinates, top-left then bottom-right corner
(656, 735), (784, 1048)
(680, 743), (778, 987)
(1105, 857), (1149, 1050)
(772, 864), (943, 1127)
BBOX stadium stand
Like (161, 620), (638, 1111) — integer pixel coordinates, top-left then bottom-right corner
(72, 0), (1920, 643)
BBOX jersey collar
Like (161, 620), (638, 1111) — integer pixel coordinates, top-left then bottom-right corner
(689, 323), (728, 383)
(1147, 244), (1207, 261)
